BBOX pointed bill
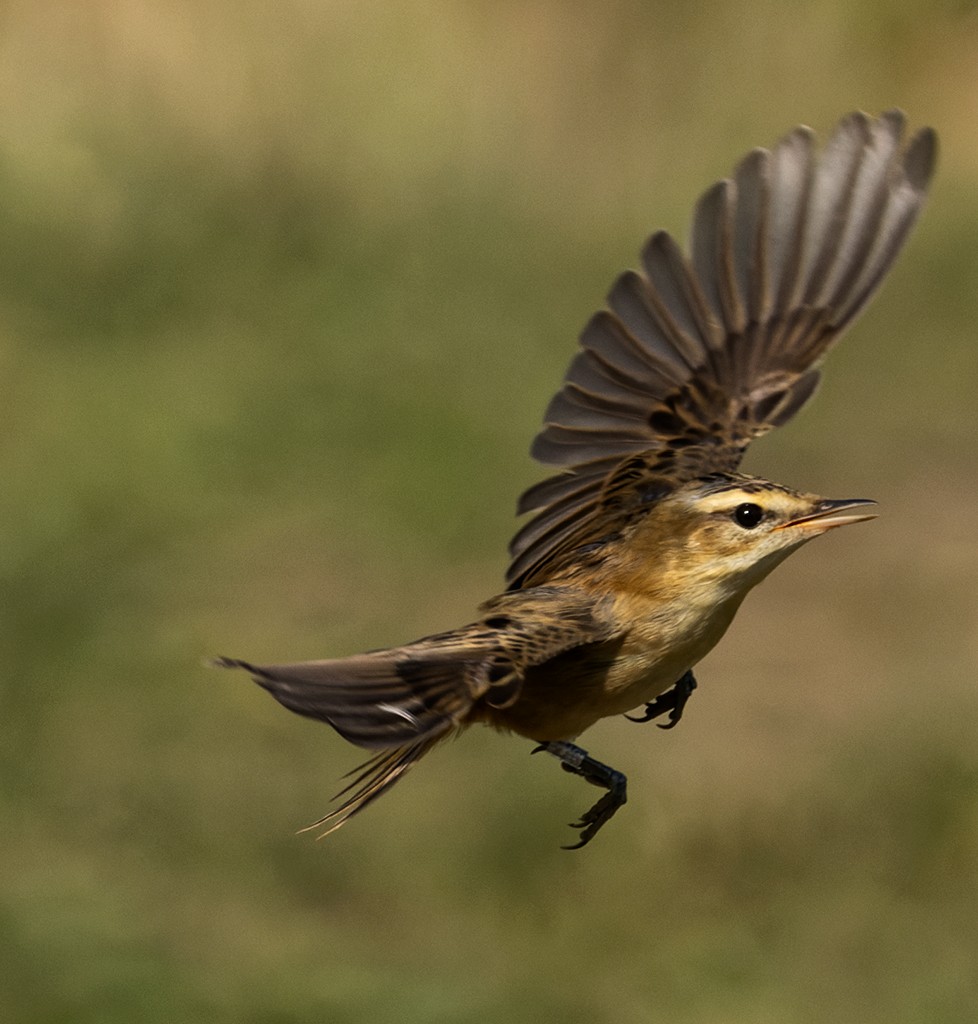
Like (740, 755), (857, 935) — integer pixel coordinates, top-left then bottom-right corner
(777, 497), (878, 534)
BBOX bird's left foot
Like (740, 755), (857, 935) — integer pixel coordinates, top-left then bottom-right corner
(625, 669), (698, 729)
(532, 741), (627, 850)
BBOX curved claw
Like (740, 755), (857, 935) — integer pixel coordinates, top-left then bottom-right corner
(626, 670), (698, 729)
(562, 787), (627, 849)
(532, 741), (628, 849)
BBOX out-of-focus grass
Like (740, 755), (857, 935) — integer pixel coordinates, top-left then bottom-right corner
(2, 2), (978, 1022)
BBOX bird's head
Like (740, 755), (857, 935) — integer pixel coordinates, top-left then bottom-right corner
(626, 473), (877, 598)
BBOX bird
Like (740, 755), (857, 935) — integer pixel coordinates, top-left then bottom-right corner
(216, 110), (936, 849)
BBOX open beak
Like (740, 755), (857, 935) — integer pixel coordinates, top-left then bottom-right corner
(777, 497), (878, 535)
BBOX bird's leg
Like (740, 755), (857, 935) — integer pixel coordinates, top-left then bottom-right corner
(625, 669), (698, 729)
(532, 740), (627, 850)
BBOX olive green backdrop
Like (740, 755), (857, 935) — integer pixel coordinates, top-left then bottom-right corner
(3, 2), (977, 1021)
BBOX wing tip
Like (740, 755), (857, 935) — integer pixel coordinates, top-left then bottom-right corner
(904, 124), (938, 192)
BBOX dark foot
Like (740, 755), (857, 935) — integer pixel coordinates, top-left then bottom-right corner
(533, 741), (627, 850)
(625, 669), (697, 729)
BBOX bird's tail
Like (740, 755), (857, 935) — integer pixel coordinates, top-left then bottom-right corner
(295, 736), (443, 838)
(214, 632), (521, 835)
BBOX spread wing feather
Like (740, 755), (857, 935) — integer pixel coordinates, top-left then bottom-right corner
(508, 110), (936, 588)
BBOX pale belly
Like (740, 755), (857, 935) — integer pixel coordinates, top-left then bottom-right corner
(485, 591), (746, 742)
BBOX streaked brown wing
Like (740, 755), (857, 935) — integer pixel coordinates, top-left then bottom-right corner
(507, 110), (936, 588)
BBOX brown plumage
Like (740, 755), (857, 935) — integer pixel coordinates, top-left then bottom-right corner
(217, 111), (936, 847)
(509, 109), (936, 587)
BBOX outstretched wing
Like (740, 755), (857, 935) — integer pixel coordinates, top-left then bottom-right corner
(508, 110), (936, 588)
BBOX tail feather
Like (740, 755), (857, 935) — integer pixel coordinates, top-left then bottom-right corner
(297, 737), (441, 839)
(215, 648), (482, 838)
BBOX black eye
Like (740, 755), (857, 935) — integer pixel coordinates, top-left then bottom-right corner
(733, 502), (764, 529)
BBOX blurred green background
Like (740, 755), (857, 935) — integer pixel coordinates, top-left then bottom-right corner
(3, 1), (978, 1021)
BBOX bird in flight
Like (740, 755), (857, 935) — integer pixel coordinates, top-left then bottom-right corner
(218, 110), (936, 848)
